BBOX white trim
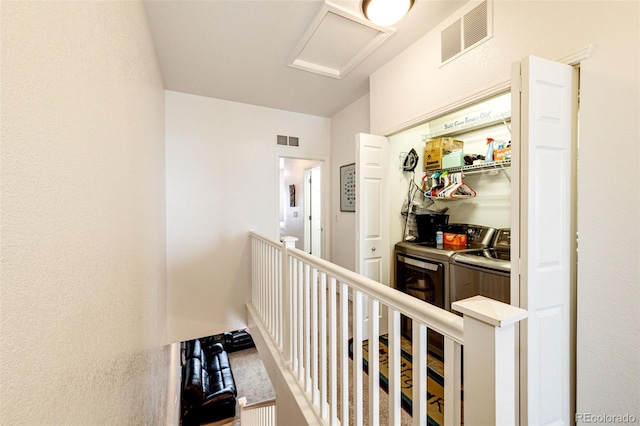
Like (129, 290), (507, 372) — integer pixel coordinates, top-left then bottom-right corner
(557, 44), (595, 66)
(166, 342), (182, 426)
(287, 3), (394, 79)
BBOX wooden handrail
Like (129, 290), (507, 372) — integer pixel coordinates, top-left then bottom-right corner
(250, 230), (464, 343)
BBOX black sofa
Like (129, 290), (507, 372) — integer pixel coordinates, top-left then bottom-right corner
(181, 339), (237, 425)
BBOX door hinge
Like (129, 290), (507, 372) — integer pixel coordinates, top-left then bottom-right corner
(518, 75), (523, 93)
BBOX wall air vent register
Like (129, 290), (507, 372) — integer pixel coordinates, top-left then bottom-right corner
(440, 0), (492, 65)
(277, 135), (299, 147)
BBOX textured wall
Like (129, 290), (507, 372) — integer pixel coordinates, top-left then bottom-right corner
(1, 2), (171, 424)
(165, 91), (331, 343)
(329, 94), (370, 272)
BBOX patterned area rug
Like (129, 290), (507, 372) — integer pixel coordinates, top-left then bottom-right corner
(349, 334), (462, 426)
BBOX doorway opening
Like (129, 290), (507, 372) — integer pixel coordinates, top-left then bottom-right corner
(279, 157), (324, 257)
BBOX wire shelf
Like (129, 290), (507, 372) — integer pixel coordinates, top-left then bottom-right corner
(426, 159), (511, 175)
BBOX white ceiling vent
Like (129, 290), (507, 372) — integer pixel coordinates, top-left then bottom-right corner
(287, 3), (394, 79)
(440, 0), (492, 66)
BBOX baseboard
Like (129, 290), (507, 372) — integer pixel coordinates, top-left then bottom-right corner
(167, 341), (182, 426)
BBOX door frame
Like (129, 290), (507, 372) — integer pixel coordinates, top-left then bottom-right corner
(276, 154), (329, 259)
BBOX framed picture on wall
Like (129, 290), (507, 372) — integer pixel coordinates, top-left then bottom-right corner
(340, 163), (356, 212)
(289, 184), (296, 207)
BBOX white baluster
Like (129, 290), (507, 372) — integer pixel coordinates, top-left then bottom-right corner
(281, 237), (296, 363)
(339, 282), (349, 425)
(353, 290), (364, 426)
(368, 297), (380, 425)
(444, 337), (462, 425)
(412, 322), (427, 426)
(304, 263), (311, 393)
(297, 259), (304, 381)
(311, 267), (319, 402)
(328, 276), (338, 424)
(319, 272), (328, 421)
(388, 309), (401, 426)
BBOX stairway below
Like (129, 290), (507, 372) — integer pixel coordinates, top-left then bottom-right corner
(239, 397), (276, 426)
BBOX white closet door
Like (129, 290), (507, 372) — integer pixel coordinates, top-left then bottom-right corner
(512, 55), (578, 425)
(355, 133), (390, 285)
(310, 166), (322, 257)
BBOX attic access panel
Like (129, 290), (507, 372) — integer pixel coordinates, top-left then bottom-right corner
(287, 3), (394, 79)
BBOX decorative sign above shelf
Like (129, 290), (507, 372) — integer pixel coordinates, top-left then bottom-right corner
(421, 93), (512, 139)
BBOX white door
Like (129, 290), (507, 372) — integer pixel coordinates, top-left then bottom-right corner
(512, 55), (578, 425)
(306, 165), (322, 257)
(355, 133), (390, 284)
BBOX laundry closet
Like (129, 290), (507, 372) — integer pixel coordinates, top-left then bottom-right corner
(384, 92), (513, 357)
(388, 92), (512, 239)
(362, 0), (588, 419)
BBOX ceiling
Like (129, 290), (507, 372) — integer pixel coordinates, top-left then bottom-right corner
(143, 0), (468, 118)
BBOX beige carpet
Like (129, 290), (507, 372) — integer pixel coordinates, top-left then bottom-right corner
(346, 352), (413, 426)
(355, 335), (452, 425)
(228, 347), (276, 425)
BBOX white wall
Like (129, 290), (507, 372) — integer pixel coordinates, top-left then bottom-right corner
(329, 94), (370, 271)
(165, 91), (330, 343)
(1, 2), (171, 424)
(370, 0), (640, 418)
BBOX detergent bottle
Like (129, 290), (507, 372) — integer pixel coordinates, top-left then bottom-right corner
(485, 138), (495, 163)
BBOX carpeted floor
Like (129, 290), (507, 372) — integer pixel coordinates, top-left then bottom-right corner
(351, 335), (451, 425)
(228, 347), (276, 425)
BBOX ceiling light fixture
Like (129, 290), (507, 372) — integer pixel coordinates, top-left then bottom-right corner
(361, 0), (415, 27)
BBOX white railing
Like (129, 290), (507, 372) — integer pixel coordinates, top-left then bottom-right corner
(249, 231), (527, 426)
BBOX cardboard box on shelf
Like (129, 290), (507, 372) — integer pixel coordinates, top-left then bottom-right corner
(424, 137), (464, 171)
(494, 147), (511, 161)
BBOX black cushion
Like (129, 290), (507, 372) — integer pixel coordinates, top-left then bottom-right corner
(184, 339), (202, 360)
(183, 358), (203, 402)
(208, 347), (231, 372)
(201, 342), (225, 359)
(224, 330), (255, 352)
(181, 339), (237, 423)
